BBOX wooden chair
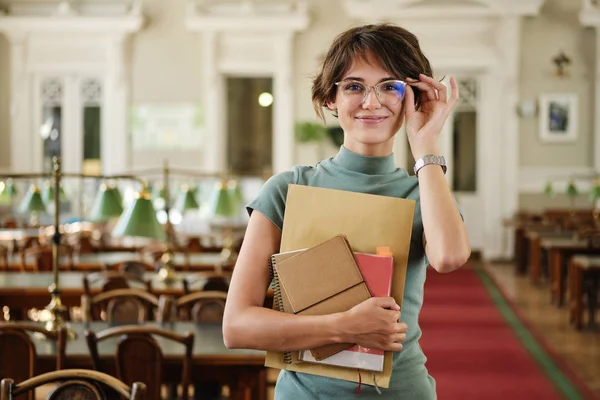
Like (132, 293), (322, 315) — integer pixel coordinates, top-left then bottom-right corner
(85, 326), (193, 400)
(0, 245), (7, 271)
(0, 369), (146, 400)
(72, 232), (97, 254)
(19, 244), (74, 272)
(182, 237), (203, 253)
(157, 292), (229, 400)
(159, 291), (227, 323)
(81, 288), (160, 324)
(83, 271), (152, 297)
(113, 261), (154, 277)
(182, 271), (232, 294)
(0, 323), (67, 400)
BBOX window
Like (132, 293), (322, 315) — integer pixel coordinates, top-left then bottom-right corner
(81, 78), (103, 175)
(40, 78), (62, 173)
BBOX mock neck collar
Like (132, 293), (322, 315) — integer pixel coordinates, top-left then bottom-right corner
(331, 146), (397, 175)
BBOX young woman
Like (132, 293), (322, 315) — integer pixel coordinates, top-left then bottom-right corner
(223, 23), (470, 399)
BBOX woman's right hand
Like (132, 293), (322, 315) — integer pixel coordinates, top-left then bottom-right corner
(342, 297), (407, 351)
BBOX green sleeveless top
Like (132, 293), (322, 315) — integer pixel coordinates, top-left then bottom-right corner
(247, 146), (437, 399)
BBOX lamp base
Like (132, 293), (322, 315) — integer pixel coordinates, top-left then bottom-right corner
(157, 249), (180, 284)
(35, 292), (77, 340)
(157, 265), (180, 284)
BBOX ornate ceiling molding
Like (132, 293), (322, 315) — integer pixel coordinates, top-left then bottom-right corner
(185, 0), (309, 32)
(342, 0), (545, 19)
(0, 1), (143, 40)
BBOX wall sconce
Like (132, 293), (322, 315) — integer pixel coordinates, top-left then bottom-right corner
(517, 100), (537, 118)
(552, 50), (571, 78)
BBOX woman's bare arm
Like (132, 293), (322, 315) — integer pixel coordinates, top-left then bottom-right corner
(223, 211), (406, 352)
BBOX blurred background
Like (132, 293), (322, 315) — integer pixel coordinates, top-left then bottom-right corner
(0, 1), (599, 399)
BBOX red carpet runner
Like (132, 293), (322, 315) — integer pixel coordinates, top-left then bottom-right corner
(419, 266), (583, 400)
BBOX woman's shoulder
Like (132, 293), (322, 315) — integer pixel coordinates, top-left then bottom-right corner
(262, 165), (315, 189)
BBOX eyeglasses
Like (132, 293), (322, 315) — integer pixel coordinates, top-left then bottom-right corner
(334, 79), (406, 106)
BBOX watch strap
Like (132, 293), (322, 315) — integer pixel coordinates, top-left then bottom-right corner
(414, 155), (447, 177)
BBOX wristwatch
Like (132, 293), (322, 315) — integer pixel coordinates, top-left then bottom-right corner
(414, 155), (447, 177)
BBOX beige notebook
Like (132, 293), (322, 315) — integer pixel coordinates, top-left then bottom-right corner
(272, 235), (371, 361)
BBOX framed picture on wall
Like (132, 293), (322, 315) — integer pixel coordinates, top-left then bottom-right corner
(538, 93), (578, 143)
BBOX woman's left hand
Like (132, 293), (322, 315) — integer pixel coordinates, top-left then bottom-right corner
(404, 74), (459, 159)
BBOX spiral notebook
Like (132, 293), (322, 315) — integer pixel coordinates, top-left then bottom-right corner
(270, 234), (371, 362)
(297, 251), (394, 371)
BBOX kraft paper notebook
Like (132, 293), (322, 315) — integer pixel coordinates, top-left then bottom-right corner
(298, 251), (394, 372)
(265, 184), (415, 389)
(271, 234), (371, 361)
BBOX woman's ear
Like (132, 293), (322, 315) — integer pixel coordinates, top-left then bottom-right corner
(326, 98), (337, 111)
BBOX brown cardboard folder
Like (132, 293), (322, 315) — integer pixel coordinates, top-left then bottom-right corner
(265, 184), (416, 388)
(273, 235), (371, 360)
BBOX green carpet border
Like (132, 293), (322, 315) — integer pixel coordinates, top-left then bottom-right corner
(475, 265), (597, 400)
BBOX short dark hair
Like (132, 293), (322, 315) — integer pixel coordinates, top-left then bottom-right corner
(312, 23), (433, 122)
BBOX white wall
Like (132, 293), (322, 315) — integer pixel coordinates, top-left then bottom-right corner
(129, 0), (205, 171)
(519, 0), (595, 167)
(0, 34), (9, 170)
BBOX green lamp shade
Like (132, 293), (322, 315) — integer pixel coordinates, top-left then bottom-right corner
(229, 180), (244, 205)
(108, 186), (123, 207)
(0, 181), (17, 204)
(112, 191), (166, 240)
(566, 181), (578, 197)
(543, 181), (554, 197)
(174, 186), (199, 212)
(41, 181), (67, 204)
(590, 181), (600, 202)
(19, 185), (46, 213)
(208, 181), (238, 218)
(90, 185), (124, 222)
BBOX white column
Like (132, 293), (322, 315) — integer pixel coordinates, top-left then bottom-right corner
(498, 16), (522, 259)
(102, 36), (128, 175)
(8, 34), (33, 172)
(272, 33), (294, 173)
(203, 31), (226, 173)
(595, 29), (600, 173)
(480, 69), (504, 260)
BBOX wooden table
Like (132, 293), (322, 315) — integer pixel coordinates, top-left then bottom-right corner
(0, 271), (273, 318)
(0, 228), (41, 242)
(6, 251), (229, 272)
(33, 321), (266, 400)
(568, 255), (600, 330)
(539, 237), (600, 307)
(527, 230), (573, 285)
(0, 271), (192, 312)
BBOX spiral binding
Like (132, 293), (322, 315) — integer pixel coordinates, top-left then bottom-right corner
(270, 254), (292, 363)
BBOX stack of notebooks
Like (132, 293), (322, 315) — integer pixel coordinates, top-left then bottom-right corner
(270, 234), (394, 372)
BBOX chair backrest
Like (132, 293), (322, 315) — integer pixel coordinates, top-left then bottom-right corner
(159, 291), (227, 323)
(81, 288), (160, 324)
(0, 369), (146, 400)
(182, 271), (232, 294)
(0, 323), (67, 400)
(0, 245), (7, 271)
(182, 237), (203, 253)
(72, 232), (96, 254)
(116, 261), (152, 278)
(21, 244), (73, 272)
(83, 271), (152, 297)
(85, 326), (193, 400)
